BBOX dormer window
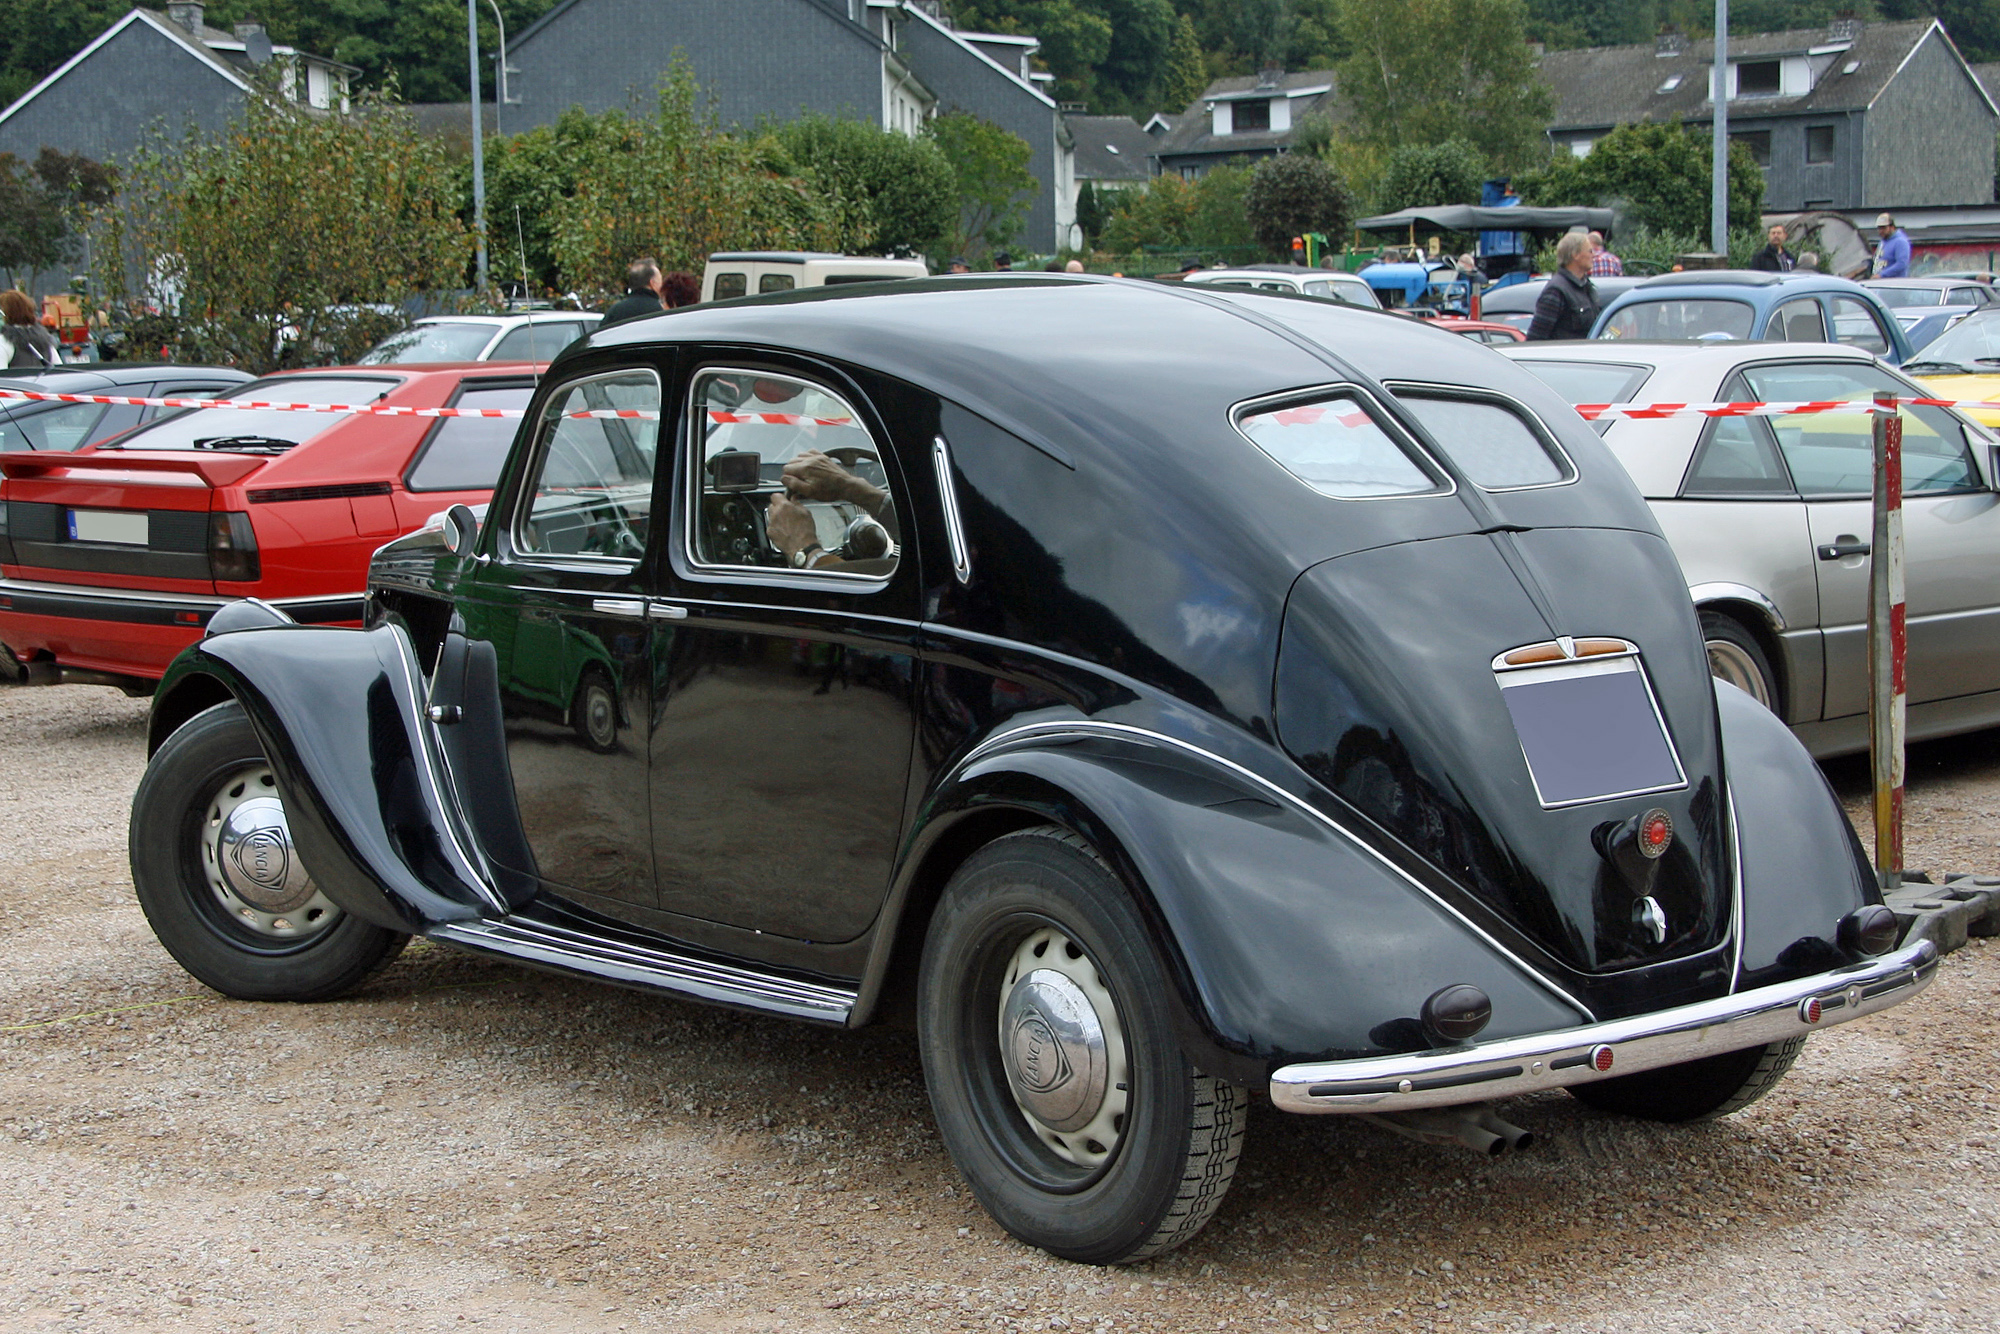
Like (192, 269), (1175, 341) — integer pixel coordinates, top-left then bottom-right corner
(1233, 98), (1270, 132)
(1736, 60), (1781, 96)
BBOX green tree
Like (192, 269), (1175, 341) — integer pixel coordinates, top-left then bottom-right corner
(0, 148), (115, 291)
(1372, 139), (1485, 213)
(1514, 119), (1765, 236)
(1174, 0), (1347, 78)
(1158, 13), (1209, 110)
(1243, 151), (1352, 256)
(92, 88), (470, 371)
(773, 114), (957, 258)
(1096, 164), (1256, 252)
(926, 110), (1038, 262)
(1333, 0), (1554, 170)
(949, 1), (1181, 114)
(482, 107), (637, 294)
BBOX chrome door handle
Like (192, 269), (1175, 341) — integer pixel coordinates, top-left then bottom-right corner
(1816, 538), (1871, 561)
(590, 598), (646, 617)
(648, 603), (688, 620)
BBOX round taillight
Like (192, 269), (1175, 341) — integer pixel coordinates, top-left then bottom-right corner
(1589, 1044), (1615, 1072)
(1421, 984), (1493, 1045)
(1838, 904), (1901, 957)
(1638, 809), (1674, 859)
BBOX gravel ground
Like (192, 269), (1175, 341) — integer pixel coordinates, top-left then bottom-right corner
(3, 686), (1997, 1334)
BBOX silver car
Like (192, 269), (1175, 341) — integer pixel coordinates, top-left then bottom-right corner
(358, 311), (603, 365)
(1501, 340), (2000, 757)
(1178, 266), (1382, 308)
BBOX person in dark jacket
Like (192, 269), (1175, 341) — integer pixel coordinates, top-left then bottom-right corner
(1526, 233), (1599, 341)
(602, 258), (664, 325)
(1749, 224), (1796, 272)
(0, 290), (58, 369)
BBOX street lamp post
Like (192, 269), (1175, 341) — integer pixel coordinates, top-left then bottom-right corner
(1711, 0), (1729, 256)
(486, 0), (521, 136)
(467, 0), (488, 293)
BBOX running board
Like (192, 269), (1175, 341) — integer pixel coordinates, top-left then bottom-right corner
(428, 916), (857, 1024)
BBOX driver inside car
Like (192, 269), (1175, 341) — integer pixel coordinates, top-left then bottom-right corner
(766, 449), (898, 571)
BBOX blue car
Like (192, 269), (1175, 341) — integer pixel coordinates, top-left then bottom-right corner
(1592, 271), (1914, 365)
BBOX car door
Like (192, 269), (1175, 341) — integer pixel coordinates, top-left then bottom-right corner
(454, 363), (665, 912)
(649, 360), (919, 942)
(1739, 359), (2000, 717)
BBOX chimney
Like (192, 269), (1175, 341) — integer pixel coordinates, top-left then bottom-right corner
(234, 21), (265, 42)
(1829, 15), (1862, 42)
(1656, 26), (1687, 57)
(1255, 63), (1283, 90)
(166, 2), (205, 36)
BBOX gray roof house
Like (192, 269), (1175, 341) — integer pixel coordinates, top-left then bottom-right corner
(1150, 68), (1340, 180)
(1538, 18), (1997, 212)
(1067, 114), (1154, 192)
(0, 2), (356, 168)
(506, 0), (1076, 251)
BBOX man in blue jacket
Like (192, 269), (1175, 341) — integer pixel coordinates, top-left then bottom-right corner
(1874, 213), (1911, 278)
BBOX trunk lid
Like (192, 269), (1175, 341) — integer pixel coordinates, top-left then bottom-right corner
(0, 452), (264, 590)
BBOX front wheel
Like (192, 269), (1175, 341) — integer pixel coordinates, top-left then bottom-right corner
(917, 827), (1245, 1265)
(1568, 1037), (1804, 1122)
(130, 701), (407, 1001)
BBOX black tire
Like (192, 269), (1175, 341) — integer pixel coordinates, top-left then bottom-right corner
(917, 826), (1246, 1265)
(1568, 1037), (1805, 1122)
(130, 701), (408, 1001)
(571, 668), (619, 753)
(1700, 610), (1780, 714)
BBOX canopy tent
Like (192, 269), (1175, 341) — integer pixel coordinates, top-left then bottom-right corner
(1353, 205), (1619, 233)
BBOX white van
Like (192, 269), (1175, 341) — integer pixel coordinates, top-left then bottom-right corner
(701, 252), (930, 302)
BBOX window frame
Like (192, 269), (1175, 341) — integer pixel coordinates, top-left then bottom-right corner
(401, 373), (540, 493)
(1228, 382), (1454, 502)
(505, 364), (664, 570)
(1382, 381), (1579, 493)
(1804, 124), (1836, 165)
(678, 362), (901, 591)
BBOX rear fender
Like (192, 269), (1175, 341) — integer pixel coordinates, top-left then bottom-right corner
(869, 730), (1588, 1075)
(161, 622), (501, 933)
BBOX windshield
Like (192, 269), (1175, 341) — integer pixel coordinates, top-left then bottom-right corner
(1907, 309), (2000, 369)
(359, 321), (494, 365)
(1871, 286), (1941, 309)
(106, 376), (401, 451)
(1600, 298), (1756, 341)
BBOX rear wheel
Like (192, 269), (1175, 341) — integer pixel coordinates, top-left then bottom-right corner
(1569, 1037), (1805, 1122)
(1701, 611), (1779, 713)
(917, 827), (1245, 1264)
(130, 702), (407, 1001)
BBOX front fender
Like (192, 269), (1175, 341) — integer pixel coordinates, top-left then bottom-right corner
(900, 730), (1590, 1073)
(159, 622), (499, 933)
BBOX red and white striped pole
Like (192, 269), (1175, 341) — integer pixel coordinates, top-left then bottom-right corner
(1869, 389), (1906, 890)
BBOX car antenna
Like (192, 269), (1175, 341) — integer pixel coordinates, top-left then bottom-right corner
(515, 205), (531, 298)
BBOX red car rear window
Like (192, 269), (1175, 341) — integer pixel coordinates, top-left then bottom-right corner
(105, 375), (403, 452)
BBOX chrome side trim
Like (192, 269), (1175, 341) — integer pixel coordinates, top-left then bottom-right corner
(1689, 582), (1788, 633)
(932, 435), (972, 585)
(1270, 939), (1936, 1113)
(1726, 784), (1746, 992)
(952, 717), (1594, 1024)
(429, 916), (857, 1023)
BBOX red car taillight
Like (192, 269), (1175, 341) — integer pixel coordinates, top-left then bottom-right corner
(209, 511), (260, 582)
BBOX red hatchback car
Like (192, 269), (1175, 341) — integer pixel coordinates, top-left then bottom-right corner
(0, 364), (536, 691)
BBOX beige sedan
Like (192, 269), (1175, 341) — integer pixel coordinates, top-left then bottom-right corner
(1501, 340), (2000, 758)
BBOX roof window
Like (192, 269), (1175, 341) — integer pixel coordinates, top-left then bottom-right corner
(1657, 74), (1682, 93)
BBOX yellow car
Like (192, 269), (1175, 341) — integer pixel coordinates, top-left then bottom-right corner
(1903, 305), (2000, 428)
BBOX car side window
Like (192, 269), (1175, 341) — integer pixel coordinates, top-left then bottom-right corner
(689, 369), (899, 578)
(1682, 377), (1795, 496)
(406, 382), (539, 491)
(712, 272), (747, 300)
(759, 273), (796, 293)
(2, 401), (110, 450)
(490, 321), (583, 363)
(1829, 297), (1891, 355)
(1235, 391), (1443, 498)
(1741, 362), (1976, 497)
(1770, 299), (1826, 342)
(513, 368), (661, 562)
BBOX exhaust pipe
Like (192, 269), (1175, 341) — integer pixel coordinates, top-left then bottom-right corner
(1361, 1103), (1535, 1156)
(1, 655), (152, 696)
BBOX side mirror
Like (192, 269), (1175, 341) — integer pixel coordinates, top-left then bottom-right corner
(441, 503), (481, 557)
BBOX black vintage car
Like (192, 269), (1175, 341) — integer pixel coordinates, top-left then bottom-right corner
(129, 277), (1935, 1265)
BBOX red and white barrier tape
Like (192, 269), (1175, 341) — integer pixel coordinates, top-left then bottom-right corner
(0, 388), (855, 426)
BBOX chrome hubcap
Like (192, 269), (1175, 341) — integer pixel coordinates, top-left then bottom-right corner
(581, 685), (615, 746)
(997, 927), (1128, 1167)
(1705, 638), (1772, 709)
(201, 765), (339, 940)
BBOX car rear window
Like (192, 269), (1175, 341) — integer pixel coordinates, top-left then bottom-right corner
(1391, 392), (1570, 489)
(105, 376), (401, 452)
(1506, 359), (1654, 435)
(1871, 286), (1940, 308)
(1235, 393), (1442, 498)
(405, 382), (537, 491)
(1601, 298), (1755, 342)
(359, 322), (493, 364)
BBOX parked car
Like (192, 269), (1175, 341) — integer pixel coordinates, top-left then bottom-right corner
(359, 312), (601, 365)
(1475, 274), (1647, 333)
(1593, 271), (1915, 365)
(1501, 338), (2000, 757)
(1865, 276), (1998, 310)
(0, 364), (538, 691)
(1178, 264), (1382, 308)
(1902, 304), (2000, 429)
(0, 363), (251, 451)
(1426, 316), (1527, 343)
(129, 278), (1932, 1266)
(700, 251), (930, 302)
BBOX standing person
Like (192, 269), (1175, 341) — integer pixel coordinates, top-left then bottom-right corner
(992, 253), (1013, 272)
(659, 271), (700, 309)
(1749, 223), (1796, 272)
(1587, 230), (1623, 277)
(602, 258), (664, 325)
(0, 290), (58, 369)
(948, 257), (971, 274)
(1873, 213), (1912, 278)
(1526, 232), (1600, 342)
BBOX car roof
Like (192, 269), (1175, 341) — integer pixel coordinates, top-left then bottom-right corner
(1184, 268), (1366, 283)
(1498, 339), (1879, 370)
(411, 312), (600, 328)
(1620, 270), (1868, 296)
(1868, 276), (1968, 288)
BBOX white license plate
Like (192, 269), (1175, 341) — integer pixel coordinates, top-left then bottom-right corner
(68, 509), (149, 546)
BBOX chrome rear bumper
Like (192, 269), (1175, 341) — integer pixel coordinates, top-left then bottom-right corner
(1269, 940), (1937, 1114)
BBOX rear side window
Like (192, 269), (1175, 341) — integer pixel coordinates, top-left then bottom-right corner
(405, 382), (537, 491)
(1392, 391), (1570, 489)
(1770, 299), (1826, 342)
(1507, 359), (1653, 436)
(759, 273), (796, 293)
(0, 401), (109, 450)
(1683, 378), (1795, 496)
(1602, 298), (1755, 341)
(488, 322), (583, 362)
(1830, 297), (1891, 355)
(711, 272), (747, 300)
(1234, 392), (1442, 498)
